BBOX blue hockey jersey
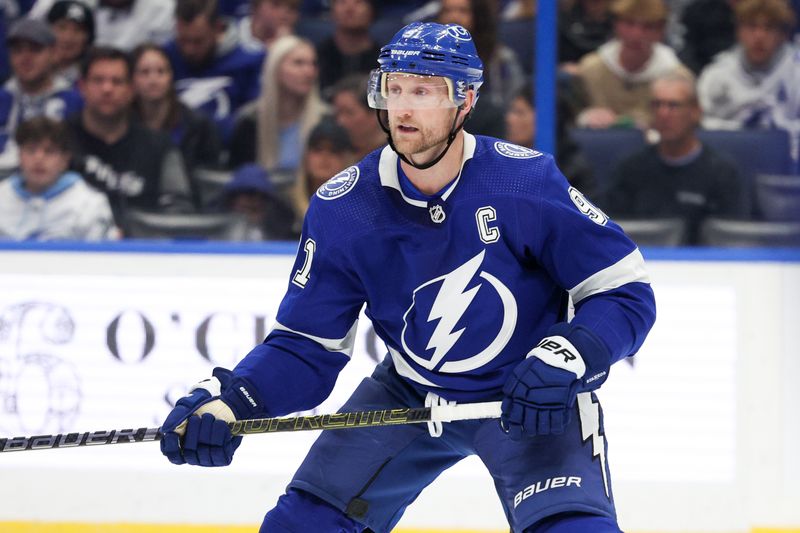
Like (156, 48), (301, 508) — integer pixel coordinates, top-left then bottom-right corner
(164, 38), (264, 143)
(235, 134), (656, 415)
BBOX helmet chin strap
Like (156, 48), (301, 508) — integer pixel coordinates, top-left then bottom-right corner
(377, 106), (472, 171)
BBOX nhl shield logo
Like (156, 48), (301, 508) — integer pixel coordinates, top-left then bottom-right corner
(429, 204), (446, 223)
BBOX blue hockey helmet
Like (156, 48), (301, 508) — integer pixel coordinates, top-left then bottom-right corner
(368, 22), (484, 110)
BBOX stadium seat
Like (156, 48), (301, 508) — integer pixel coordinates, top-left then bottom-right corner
(696, 129), (793, 206)
(568, 128), (646, 195)
(699, 218), (800, 247)
(498, 18), (535, 74)
(755, 173), (800, 222)
(615, 218), (688, 247)
(192, 167), (233, 210)
(123, 210), (248, 241)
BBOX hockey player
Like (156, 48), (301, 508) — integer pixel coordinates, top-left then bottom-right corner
(160, 22), (657, 533)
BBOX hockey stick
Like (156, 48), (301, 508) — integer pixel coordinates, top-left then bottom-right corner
(0, 401), (502, 453)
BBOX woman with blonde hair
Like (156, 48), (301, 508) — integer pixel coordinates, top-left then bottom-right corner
(229, 34), (327, 189)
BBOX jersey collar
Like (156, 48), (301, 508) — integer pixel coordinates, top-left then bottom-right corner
(378, 131), (476, 207)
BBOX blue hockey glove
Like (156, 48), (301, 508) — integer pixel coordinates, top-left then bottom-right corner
(501, 323), (610, 440)
(160, 367), (264, 467)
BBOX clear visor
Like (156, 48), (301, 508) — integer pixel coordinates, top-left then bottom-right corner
(367, 70), (461, 110)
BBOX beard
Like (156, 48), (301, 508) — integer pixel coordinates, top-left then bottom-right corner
(388, 111), (455, 162)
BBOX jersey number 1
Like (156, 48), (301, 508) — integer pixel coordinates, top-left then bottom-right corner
(292, 238), (316, 288)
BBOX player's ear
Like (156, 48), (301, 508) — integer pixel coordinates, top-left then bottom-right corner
(460, 89), (476, 115)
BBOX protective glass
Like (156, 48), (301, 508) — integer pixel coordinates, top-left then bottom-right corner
(367, 70), (461, 110)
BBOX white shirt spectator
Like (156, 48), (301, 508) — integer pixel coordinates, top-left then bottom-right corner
(0, 171), (118, 240)
(698, 43), (800, 131)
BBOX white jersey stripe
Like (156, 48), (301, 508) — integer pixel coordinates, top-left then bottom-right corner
(270, 320), (359, 358)
(568, 248), (650, 304)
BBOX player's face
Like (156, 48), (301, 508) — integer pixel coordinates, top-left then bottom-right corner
(738, 16), (785, 68)
(133, 49), (173, 103)
(385, 74), (458, 158)
(650, 80), (699, 144)
(278, 43), (318, 97)
(505, 95), (535, 147)
(19, 140), (70, 194)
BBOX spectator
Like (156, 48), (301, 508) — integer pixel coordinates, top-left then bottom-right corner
(94, 0), (176, 50)
(678, 0), (737, 74)
(166, 0), (265, 142)
(559, 0), (614, 70)
(437, 0), (526, 109)
(70, 47), (193, 226)
(315, 0), (381, 95)
(698, 0), (797, 131)
(330, 74), (385, 159)
(220, 163), (299, 240)
(292, 117), (355, 218)
(238, 0), (300, 51)
(0, 116), (117, 240)
(0, 18), (83, 173)
(46, 0), (95, 85)
(505, 83), (598, 197)
(131, 43), (222, 189)
(228, 34), (326, 189)
(575, 0), (691, 129)
(605, 72), (748, 244)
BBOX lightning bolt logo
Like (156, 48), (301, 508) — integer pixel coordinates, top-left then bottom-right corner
(425, 252), (484, 365)
(400, 250), (517, 374)
(578, 393), (609, 498)
(401, 251), (485, 370)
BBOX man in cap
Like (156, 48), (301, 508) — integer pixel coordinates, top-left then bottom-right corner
(0, 18), (82, 172)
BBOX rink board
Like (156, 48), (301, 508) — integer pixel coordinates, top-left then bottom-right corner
(0, 243), (798, 533)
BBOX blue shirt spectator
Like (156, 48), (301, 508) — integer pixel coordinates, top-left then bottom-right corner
(166, 0), (265, 143)
(0, 18), (83, 173)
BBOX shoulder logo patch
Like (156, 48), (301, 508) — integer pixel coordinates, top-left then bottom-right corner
(316, 166), (360, 200)
(568, 186), (608, 226)
(494, 141), (542, 159)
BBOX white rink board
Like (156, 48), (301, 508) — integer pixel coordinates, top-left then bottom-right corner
(0, 248), (797, 532)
